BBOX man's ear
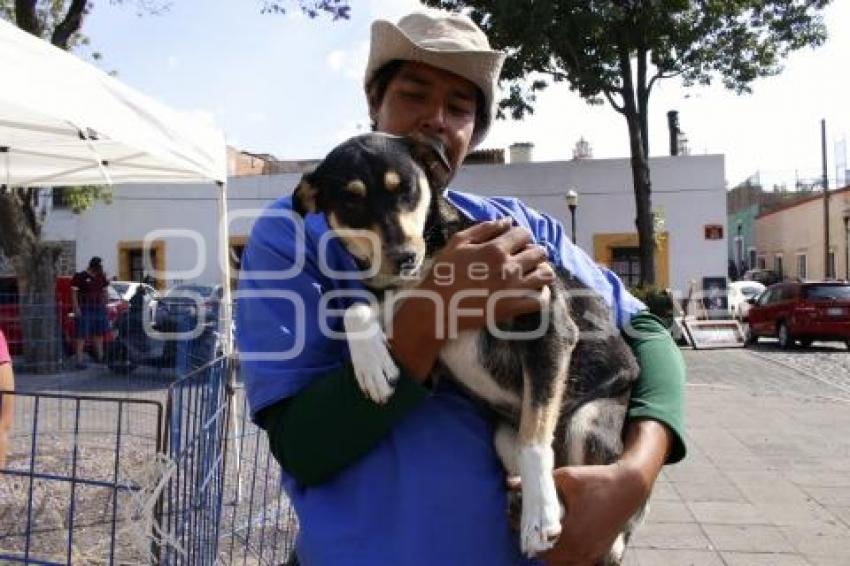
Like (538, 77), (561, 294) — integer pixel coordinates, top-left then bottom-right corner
(292, 174), (318, 216)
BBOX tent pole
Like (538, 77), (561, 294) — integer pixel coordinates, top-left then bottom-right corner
(217, 179), (234, 360)
(217, 179), (244, 501)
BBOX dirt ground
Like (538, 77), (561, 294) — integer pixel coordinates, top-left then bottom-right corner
(0, 428), (163, 564)
(1, 378), (296, 565)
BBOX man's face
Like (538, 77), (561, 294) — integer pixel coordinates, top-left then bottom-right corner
(369, 62), (477, 176)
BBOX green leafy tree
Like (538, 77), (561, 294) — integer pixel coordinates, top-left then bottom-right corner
(0, 0), (349, 370)
(424, 0), (830, 285)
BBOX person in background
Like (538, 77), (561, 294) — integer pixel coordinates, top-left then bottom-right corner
(0, 328), (14, 469)
(71, 256), (110, 369)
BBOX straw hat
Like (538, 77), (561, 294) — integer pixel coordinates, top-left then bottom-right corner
(365, 10), (506, 147)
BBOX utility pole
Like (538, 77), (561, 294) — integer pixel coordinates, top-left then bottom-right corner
(822, 119), (830, 278)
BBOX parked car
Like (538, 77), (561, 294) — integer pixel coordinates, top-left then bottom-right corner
(741, 269), (782, 286)
(728, 280), (766, 321)
(0, 277), (22, 355)
(156, 283), (223, 327)
(745, 281), (850, 349)
(0, 275), (126, 356)
(110, 281), (159, 321)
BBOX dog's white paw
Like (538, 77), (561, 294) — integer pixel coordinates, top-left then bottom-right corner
(344, 303), (399, 404)
(518, 444), (562, 557)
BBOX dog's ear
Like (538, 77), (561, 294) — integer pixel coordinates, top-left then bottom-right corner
(292, 174), (318, 216)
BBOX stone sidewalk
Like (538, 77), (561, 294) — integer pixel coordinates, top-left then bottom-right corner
(624, 348), (850, 566)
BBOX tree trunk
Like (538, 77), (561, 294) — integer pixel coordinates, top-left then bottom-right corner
(0, 190), (62, 373)
(637, 48), (650, 159)
(12, 245), (62, 373)
(618, 45), (656, 287)
(14, 0), (42, 37)
(624, 112), (656, 287)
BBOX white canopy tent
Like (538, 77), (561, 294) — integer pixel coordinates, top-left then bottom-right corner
(0, 18), (234, 355)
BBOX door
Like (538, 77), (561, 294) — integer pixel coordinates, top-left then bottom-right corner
(773, 284), (798, 335)
(750, 288), (774, 336)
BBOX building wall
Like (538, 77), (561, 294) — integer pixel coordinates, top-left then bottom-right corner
(755, 187), (850, 280)
(45, 174), (300, 286)
(727, 204), (759, 274)
(453, 154), (727, 294)
(44, 155), (727, 296)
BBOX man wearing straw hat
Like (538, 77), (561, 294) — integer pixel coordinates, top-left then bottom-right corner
(237, 9), (685, 565)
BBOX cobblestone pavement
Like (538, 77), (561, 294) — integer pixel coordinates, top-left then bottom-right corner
(745, 340), (850, 397)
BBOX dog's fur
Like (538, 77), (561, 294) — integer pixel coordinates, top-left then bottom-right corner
(293, 133), (645, 562)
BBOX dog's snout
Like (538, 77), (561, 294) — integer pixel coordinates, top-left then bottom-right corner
(387, 250), (417, 271)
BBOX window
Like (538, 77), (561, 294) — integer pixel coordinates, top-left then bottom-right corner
(52, 240), (76, 275)
(748, 248), (757, 271)
(757, 256), (766, 270)
(804, 284), (850, 300)
(774, 254), (784, 278)
(611, 247), (641, 287)
(779, 284), (798, 301)
(128, 248), (157, 284)
(52, 188), (71, 210)
(118, 240), (165, 287)
(796, 254), (807, 280)
(740, 285), (762, 299)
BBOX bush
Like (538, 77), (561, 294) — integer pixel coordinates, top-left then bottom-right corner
(630, 285), (676, 327)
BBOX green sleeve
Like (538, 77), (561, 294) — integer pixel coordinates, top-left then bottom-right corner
(260, 310), (687, 487)
(258, 362), (430, 487)
(623, 311), (688, 464)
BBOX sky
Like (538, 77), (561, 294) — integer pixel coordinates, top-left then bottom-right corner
(81, 0), (850, 189)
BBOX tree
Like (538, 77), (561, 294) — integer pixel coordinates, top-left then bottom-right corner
(0, 0), (350, 371)
(423, 0), (830, 285)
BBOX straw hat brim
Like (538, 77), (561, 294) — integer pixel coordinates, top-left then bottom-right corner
(365, 19), (505, 147)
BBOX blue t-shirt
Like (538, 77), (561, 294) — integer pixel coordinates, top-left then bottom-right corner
(236, 190), (644, 565)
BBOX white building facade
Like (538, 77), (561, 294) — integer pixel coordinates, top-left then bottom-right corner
(44, 154), (726, 298)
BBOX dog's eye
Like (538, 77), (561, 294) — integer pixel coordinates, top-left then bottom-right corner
(345, 180), (367, 197)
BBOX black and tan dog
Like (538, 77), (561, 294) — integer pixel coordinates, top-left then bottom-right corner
(293, 133), (644, 563)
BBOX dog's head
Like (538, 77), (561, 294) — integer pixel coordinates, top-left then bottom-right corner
(293, 133), (451, 289)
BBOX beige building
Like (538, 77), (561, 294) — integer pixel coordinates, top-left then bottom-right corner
(754, 186), (850, 281)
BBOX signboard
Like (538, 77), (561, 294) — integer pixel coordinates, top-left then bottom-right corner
(683, 319), (746, 349)
(704, 224), (724, 240)
(702, 276), (729, 317)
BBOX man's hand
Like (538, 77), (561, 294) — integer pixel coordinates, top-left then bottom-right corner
(389, 218), (553, 380)
(544, 463), (647, 565)
(509, 420), (671, 565)
(423, 218), (554, 327)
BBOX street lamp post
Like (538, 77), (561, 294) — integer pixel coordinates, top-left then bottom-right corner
(566, 189), (578, 243)
(843, 208), (850, 281)
(736, 220), (744, 277)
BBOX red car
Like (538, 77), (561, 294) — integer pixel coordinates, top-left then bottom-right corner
(745, 281), (850, 349)
(0, 275), (126, 356)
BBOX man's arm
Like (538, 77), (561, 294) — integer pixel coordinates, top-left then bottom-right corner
(541, 311), (686, 565)
(257, 218), (554, 485)
(71, 286), (80, 315)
